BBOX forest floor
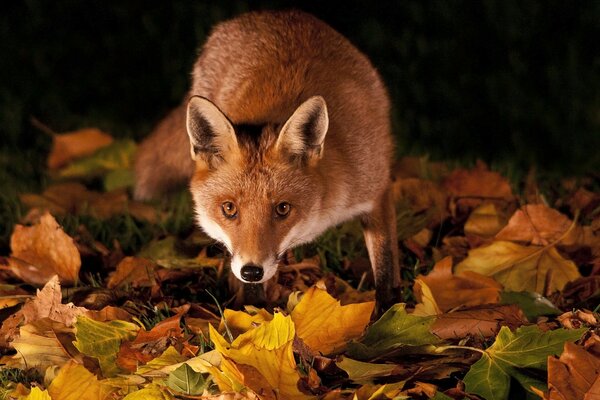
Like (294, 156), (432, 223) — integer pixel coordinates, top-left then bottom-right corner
(0, 128), (599, 400)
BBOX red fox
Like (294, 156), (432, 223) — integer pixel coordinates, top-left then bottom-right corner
(134, 10), (400, 309)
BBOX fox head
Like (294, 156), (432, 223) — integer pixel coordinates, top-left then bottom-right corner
(185, 96), (329, 284)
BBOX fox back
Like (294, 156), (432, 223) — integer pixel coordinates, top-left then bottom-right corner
(135, 10), (398, 304)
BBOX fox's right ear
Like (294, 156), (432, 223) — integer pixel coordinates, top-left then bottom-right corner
(186, 96), (239, 169)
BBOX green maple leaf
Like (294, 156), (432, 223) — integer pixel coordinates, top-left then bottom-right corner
(73, 316), (139, 378)
(346, 303), (440, 360)
(463, 325), (587, 400)
(167, 363), (211, 395)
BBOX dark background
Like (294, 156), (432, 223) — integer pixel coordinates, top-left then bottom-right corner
(1, 0), (599, 189)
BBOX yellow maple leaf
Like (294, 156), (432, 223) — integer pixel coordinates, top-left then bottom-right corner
(455, 241), (580, 294)
(21, 387), (51, 400)
(48, 360), (114, 400)
(210, 313), (308, 399)
(223, 307), (273, 335)
(291, 286), (374, 355)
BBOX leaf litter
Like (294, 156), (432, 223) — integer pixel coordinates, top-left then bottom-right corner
(0, 131), (599, 399)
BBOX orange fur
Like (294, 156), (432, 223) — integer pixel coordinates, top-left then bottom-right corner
(135, 10), (400, 309)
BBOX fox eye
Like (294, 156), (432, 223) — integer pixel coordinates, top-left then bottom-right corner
(275, 202), (291, 218)
(221, 201), (238, 219)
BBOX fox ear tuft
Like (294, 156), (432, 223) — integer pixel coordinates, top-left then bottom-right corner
(276, 96), (329, 163)
(186, 96), (238, 168)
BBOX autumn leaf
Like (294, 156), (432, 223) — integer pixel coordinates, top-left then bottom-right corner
(455, 241), (581, 294)
(500, 291), (561, 321)
(210, 312), (307, 399)
(167, 363), (210, 395)
(223, 307), (273, 336)
(8, 212), (80, 285)
(291, 286), (374, 355)
(431, 304), (528, 340)
(47, 127), (113, 169)
(21, 387), (51, 400)
(107, 256), (157, 289)
(462, 325), (587, 400)
(73, 316), (139, 377)
(414, 256), (502, 313)
(443, 162), (514, 212)
(545, 342), (600, 400)
(21, 275), (88, 326)
(347, 304), (440, 360)
(8, 318), (77, 371)
(495, 204), (572, 245)
(58, 139), (136, 179)
(464, 203), (507, 238)
(336, 357), (399, 384)
(136, 346), (186, 376)
(48, 360), (115, 400)
(122, 384), (174, 400)
(117, 313), (184, 372)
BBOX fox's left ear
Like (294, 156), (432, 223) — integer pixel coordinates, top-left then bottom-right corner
(186, 96), (239, 169)
(275, 96), (329, 163)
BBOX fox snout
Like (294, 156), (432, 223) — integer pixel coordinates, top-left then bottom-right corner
(230, 254), (279, 284)
(240, 263), (264, 282)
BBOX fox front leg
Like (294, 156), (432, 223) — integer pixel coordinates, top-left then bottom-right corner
(361, 186), (401, 314)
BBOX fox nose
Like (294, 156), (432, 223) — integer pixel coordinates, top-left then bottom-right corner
(240, 264), (264, 282)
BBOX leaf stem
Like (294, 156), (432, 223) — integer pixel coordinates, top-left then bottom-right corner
(434, 345), (486, 355)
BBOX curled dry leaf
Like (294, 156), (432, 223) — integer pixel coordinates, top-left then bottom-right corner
(557, 310), (598, 330)
(392, 177), (449, 225)
(495, 204), (572, 246)
(8, 212), (80, 285)
(47, 127), (113, 169)
(414, 256), (502, 313)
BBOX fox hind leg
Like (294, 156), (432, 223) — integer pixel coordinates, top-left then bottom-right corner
(361, 186), (401, 314)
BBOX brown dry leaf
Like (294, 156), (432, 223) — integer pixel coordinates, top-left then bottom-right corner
(464, 203), (507, 238)
(392, 177), (448, 224)
(432, 304), (528, 340)
(116, 313), (184, 372)
(8, 212), (81, 285)
(443, 161), (514, 200)
(107, 257), (157, 289)
(568, 187), (600, 217)
(21, 275), (88, 326)
(546, 342), (600, 400)
(495, 204), (572, 246)
(455, 241), (581, 294)
(414, 257), (502, 313)
(47, 127), (113, 169)
(20, 185), (163, 223)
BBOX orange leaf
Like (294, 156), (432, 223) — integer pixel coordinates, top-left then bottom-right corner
(47, 127), (113, 169)
(495, 204), (572, 246)
(9, 212), (80, 285)
(546, 342), (600, 400)
(414, 257), (502, 313)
